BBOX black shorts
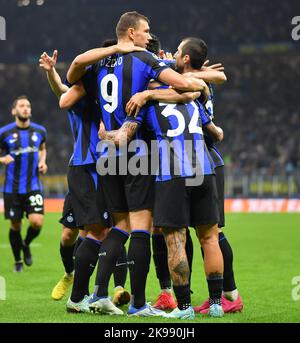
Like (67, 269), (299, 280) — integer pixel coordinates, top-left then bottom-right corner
(59, 192), (82, 229)
(98, 157), (155, 212)
(215, 165), (225, 228)
(3, 190), (44, 221)
(67, 164), (111, 227)
(153, 175), (219, 228)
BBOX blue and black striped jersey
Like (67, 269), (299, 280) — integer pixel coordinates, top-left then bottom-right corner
(0, 122), (46, 194)
(67, 68), (100, 166)
(92, 51), (169, 157)
(201, 84), (224, 168)
(128, 100), (215, 182)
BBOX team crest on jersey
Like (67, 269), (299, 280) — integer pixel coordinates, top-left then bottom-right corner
(31, 133), (38, 142)
(13, 133), (18, 138)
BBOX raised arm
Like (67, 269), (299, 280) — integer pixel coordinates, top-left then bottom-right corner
(126, 88), (201, 116)
(39, 50), (69, 98)
(59, 81), (87, 109)
(67, 43), (145, 84)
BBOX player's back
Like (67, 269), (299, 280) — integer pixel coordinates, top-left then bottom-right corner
(93, 51), (168, 132)
(133, 100), (215, 181)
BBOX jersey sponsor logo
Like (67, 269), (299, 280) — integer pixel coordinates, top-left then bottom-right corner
(10, 146), (39, 156)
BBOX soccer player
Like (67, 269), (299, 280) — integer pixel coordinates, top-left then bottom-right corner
(64, 11), (208, 317)
(0, 96), (47, 272)
(126, 36), (242, 315)
(193, 87), (244, 314)
(39, 48), (129, 312)
(99, 37), (226, 319)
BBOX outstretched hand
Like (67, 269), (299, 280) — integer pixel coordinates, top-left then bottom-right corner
(39, 50), (58, 71)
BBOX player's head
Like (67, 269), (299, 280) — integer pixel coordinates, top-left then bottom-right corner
(174, 37), (208, 73)
(147, 33), (161, 56)
(116, 11), (151, 48)
(12, 95), (31, 121)
(101, 38), (118, 47)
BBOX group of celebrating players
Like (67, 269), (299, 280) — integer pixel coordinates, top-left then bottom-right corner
(0, 11), (243, 320)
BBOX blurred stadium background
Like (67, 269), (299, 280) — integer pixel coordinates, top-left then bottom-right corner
(1, 0), (300, 207)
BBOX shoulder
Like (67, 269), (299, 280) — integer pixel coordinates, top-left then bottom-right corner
(0, 122), (16, 136)
(30, 122), (47, 134)
(130, 51), (164, 65)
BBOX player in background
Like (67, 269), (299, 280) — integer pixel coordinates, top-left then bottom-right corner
(63, 11), (209, 317)
(39, 47), (129, 312)
(0, 96), (47, 272)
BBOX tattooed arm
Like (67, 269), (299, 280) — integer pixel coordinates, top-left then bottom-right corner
(98, 120), (139, 146)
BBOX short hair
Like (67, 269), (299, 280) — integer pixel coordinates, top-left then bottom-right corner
(12, 95), (30, 109)
(147, 33), (161, 55)
(181, 37), (208, 69)
(101, 38), (118, 47)
(116, 11), (150, 38)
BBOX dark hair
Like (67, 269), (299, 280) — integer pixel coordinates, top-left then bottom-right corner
(181, 37), (207, 69)
(101, 38), (118, 47)
(147, 33), (161, 55)
(12, 95), (30, 109)
(116, 11), (150, 38)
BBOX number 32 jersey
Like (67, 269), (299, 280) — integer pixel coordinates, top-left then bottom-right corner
(128, 101), (215, 182)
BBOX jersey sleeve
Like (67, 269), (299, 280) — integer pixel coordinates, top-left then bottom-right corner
(41, 127), (47, 144)
(81, 66), (97, 97)
(135, 51), (170, 81)
(0, 132), (6, 152)
(196, 100), (211, 126)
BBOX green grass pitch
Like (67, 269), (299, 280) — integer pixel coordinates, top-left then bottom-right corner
(0, 213), (299, 323)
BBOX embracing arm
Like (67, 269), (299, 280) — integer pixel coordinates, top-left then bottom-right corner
(67, 43), (145, 84)
(204, 122), (224, 142)
(98, 121), (139, 146)
(59, 81), (87, 109)
(126, 88), (200, 116)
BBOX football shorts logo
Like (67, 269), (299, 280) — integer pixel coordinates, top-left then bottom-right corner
(9, 209), (14, 217)
(103, 212), (108, 220)
(67, 214), (74, 223)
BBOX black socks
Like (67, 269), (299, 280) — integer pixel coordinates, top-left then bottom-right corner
(24, 226), (40, 246)
(9, 229), (22, 262)
(70, 237), (102, 302)
(128, 231), (151, 309)
(95, 227), (129, 298)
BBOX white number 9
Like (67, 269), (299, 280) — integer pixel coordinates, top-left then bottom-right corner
(100, 74), (118, 113)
